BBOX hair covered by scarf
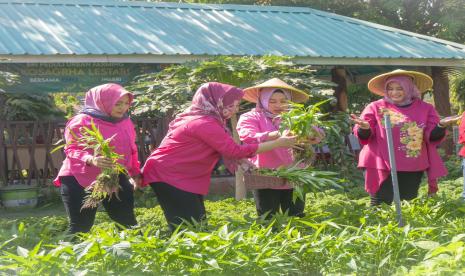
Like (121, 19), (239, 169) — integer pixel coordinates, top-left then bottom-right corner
(168, 82), (244, 130)
(384, 75), (421, 106)
(80, 83), (134, 123)
(257, 87), (290, 119)
(164, 82), (244, 172)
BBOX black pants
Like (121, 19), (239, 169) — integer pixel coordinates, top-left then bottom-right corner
(150, 182), (206, 231)
(370, 171), (423, 206)
(253, 188), (305, 219)
(60, 175), (137, 234)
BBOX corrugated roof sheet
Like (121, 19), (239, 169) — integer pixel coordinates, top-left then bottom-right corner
(0, 0), (464, 60)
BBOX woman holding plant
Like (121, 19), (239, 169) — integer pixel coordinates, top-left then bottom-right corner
(237, 78), (323, 219)
(54, 83), (141, 234)
(351, 70), (459, 206)
(142, 82), (297, 230)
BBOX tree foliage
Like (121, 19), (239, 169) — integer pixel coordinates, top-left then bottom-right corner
(127, 56), (335, 119)
(4, 93), (64, 121)
(449, 68), (465, 113)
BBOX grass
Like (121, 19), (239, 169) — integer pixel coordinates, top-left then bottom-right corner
(1, 176), (465, 275)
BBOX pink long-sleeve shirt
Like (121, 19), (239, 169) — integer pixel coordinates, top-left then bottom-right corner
(354, 99), (446, 195)
(237, 109), (294, 190)
(54, 114), (141, 187)
(142, 116), (258, 195)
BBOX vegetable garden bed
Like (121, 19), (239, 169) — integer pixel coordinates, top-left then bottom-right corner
(1, 177), (465, 275)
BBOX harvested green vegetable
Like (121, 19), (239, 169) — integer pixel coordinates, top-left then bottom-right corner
(57, 120), (128, 210)
(259, 162), (343, 201)
(279, 99), (333, 163)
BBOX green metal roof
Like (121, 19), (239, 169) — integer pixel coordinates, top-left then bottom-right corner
(0, 0), (465, 66)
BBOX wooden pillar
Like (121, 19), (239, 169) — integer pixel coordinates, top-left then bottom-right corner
(0, 89), (6, 186)
(331, 67), (348, 112)
(230, 114), (246, 200)
(431, 66), (453, 155)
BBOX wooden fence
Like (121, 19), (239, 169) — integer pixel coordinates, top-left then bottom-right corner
(0, 118), (165, 187)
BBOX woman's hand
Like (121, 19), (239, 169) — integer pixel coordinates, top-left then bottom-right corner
(350, 114), (370, 129)
(130, 174), (143, 191)
(439, 114), (462, 127)
(267, 130), (280, 141)
(87, 156), (114, 169)
(275, 130), (297, 148)
(256, 130), (297, 153)
(238, 159), (257, 173)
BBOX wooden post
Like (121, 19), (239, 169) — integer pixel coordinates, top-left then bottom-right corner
(331, 67), (348, 112)
(431, 66), (453, 155)
(0, 89), (5, 186)
(230, 114), (246, 200)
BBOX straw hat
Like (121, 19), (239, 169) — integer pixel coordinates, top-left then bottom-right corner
(243, 78), (309, 103)
(368, 69), (433, 96)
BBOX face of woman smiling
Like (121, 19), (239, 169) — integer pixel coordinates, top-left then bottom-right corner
(386, 82), (406, 105)
(111, 95), (131, 118)
(268, 92), (288, 115)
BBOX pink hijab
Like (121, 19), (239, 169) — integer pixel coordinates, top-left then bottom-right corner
(384, 76), (421, 106)
(165, 82), (244, 172)
(81, 83), (134, 123)
(168, 82), (243, 130)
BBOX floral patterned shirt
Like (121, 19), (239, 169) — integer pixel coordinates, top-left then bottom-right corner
(354, 99), (447, 194)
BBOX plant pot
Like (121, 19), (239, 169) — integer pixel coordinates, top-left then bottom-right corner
(0, 184), (39, 209)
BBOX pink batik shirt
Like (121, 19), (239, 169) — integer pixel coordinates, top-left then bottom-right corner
(354, 99), (446, 195)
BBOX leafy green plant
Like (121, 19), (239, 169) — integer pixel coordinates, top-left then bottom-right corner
(54, 120), (127, 209)
(0, 70), (19, 88)
(449, 68), (465, 113)
(279, 99), (334, 162)
(279, 100), (330, 140)
(2, 174), (465, 274)
(76, 121), (127, 209)
(4, 93), (65, 121)
(259, 163), (343, 201)
(127, 56), (335, 119)
(52, 92), (83, 119)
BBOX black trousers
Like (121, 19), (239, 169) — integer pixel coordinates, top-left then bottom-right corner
(370, 171), (424, 206)
(253, 188), (305, 219)
(150, 182), (206, 231)
(60, 175), (137, 234)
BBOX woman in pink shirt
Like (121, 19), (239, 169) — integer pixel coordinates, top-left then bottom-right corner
(55, 83), (141, 233)
(142, 82), (296, 230)
(237, 78), (323, 219)
(351, 70), (459, 205)
(457, 112), (465, 198)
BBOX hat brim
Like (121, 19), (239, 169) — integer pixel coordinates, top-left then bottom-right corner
(243, 85), (309, 103)
(368, 70), (433, 96)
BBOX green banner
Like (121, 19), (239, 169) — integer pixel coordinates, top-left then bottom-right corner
(0, 63), (168, 93)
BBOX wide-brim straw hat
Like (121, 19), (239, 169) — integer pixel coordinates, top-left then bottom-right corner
(243, 78), (309, 103)
(368, 69), (433, 96)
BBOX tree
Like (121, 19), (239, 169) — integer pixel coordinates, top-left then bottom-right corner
(127, 56), (335, 119)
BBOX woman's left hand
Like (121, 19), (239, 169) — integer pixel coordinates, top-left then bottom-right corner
(439, 114), (463, 127)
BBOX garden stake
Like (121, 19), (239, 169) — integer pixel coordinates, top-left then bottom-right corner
(384, 114), (404, 227)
